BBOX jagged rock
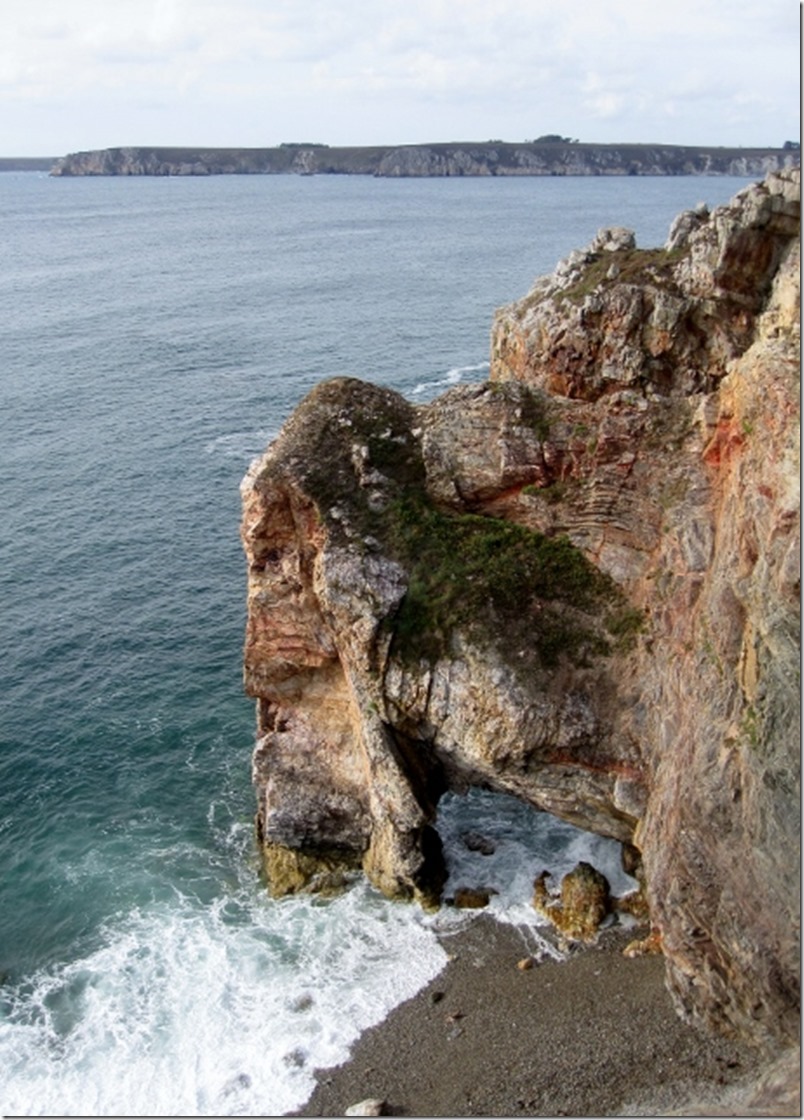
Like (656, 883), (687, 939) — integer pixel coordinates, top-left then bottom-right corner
(614, 886), (651, 923)
(452, 888), (493, 909)
(533, 862), (611, 941)
(491, 171), (799, 401)
(260, 842), (361, 898)
(664, 202), (710, 252)
(241, 170), (800, 1049)
(623, 930), (664, 958)
(461, 830), (496, 855)
(242, 377), (645, 908)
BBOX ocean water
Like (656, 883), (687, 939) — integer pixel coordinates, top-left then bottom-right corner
(0, 170), (753, 1116)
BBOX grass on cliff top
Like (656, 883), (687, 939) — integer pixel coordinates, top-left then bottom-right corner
(382, 494), (627, 667)
(294, 378), (638, 669)
(554, 245), (688, 307)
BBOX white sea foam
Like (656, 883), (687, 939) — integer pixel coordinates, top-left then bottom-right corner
(0, 790), (636, 1117)
(408, 361), (490, 401)
(0, 885), (447, 1117)
(435, 788), (638, 945)
(204, 429), (278, 461)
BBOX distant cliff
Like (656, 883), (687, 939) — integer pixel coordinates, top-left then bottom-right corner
(51, 142), (798, 178)
(241, 170), (800, 1052)
(0, 157), (57, 172)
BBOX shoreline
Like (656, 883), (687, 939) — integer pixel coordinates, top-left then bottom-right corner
(51, 142), (797, 179)
(292, 917), (774, 1117)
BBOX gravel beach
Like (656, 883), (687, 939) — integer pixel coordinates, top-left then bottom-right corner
(293, 917), (773, 1118)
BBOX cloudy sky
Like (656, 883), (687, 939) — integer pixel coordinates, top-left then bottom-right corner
(2, 0), (799, 156)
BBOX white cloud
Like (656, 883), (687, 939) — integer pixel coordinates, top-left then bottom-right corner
(0, 0), (799, 154)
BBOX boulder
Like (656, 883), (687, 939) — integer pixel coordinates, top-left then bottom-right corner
(452, 888), (493, 909)
(533, 862), (611, 942)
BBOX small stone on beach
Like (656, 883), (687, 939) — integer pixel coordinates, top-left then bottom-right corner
(344, 1098), (386, 1116)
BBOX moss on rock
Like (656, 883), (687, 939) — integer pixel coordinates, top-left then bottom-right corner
(262, 842), (362, 897)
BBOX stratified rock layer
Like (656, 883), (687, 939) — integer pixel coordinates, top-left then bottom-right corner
(241, 170), (800, 1050)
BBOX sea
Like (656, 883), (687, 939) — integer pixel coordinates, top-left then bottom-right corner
(0, 170), (753, 1117)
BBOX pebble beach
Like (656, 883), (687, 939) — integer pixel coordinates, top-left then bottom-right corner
(293, 918), (776, 1118)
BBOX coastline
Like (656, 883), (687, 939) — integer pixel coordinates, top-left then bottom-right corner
(292, 917), (772, 1118)
(50, 141), (798, 178)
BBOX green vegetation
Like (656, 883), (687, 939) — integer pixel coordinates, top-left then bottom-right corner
(522, 479), (570, 504)
(486, 380), (552, 439)
(556, 245), (689, 306)
(741, 703), (761, 751)
(604, 605), (645, 652)
(516, 388), (552, 439)
(299, 380), (425, 530)
(297, 378), (641, 670)
(382, 494), (619, 666)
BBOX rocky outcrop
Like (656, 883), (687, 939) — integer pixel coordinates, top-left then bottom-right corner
(242, 375), (644, 908)
(241, 170), (799, 1050)
(52, 142), (799, 178)
(490, 169), (801, 1047)
(533, 862), (612, 942)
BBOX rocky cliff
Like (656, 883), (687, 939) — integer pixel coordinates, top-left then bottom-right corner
(52, 142), (798, 178)
(241, 170), (800, 1051)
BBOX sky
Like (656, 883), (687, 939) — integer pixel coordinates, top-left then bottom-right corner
(1, 0), (800, 157)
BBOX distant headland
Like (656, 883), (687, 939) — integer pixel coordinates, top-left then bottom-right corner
(49, 141), (799, 178)
(0, 157), (58, 172)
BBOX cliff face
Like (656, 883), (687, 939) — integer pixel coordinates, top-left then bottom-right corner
(52, 142), (798, 178)
(490, 169), (800, 1047)
(241, 170), (799, 1049)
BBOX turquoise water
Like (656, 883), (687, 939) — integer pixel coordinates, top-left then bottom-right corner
(0, 171), (752, 1115)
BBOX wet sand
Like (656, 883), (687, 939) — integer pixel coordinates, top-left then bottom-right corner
(293, 917), (769, 1117)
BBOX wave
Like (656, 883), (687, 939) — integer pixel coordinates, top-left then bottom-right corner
(408, 361), (490, 401)
(203, 429), (278, 461)
(436, 789), (637, 938)
(0, 788), (635, 1117)
(0, 886), (446, 1117)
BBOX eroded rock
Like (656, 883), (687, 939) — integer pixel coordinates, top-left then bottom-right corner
(452, 888), (493, 910)
(533, 862), (611, 942)
(241, 170), (800, 1049)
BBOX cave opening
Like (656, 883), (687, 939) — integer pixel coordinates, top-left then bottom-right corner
(433, 786), (639, 931)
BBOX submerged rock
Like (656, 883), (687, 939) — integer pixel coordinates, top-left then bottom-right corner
(452, 888), (494, 910)
(461, 830), (496, 856)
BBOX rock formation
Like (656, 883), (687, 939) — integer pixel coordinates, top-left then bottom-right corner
(51, 142), (798, 178)
(241, 170), (799, 1050)
(533, 862), (612, 942)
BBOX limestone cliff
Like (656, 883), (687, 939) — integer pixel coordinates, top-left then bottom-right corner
(241, 170), (799, 1049)
(52, 142), (798, 178)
